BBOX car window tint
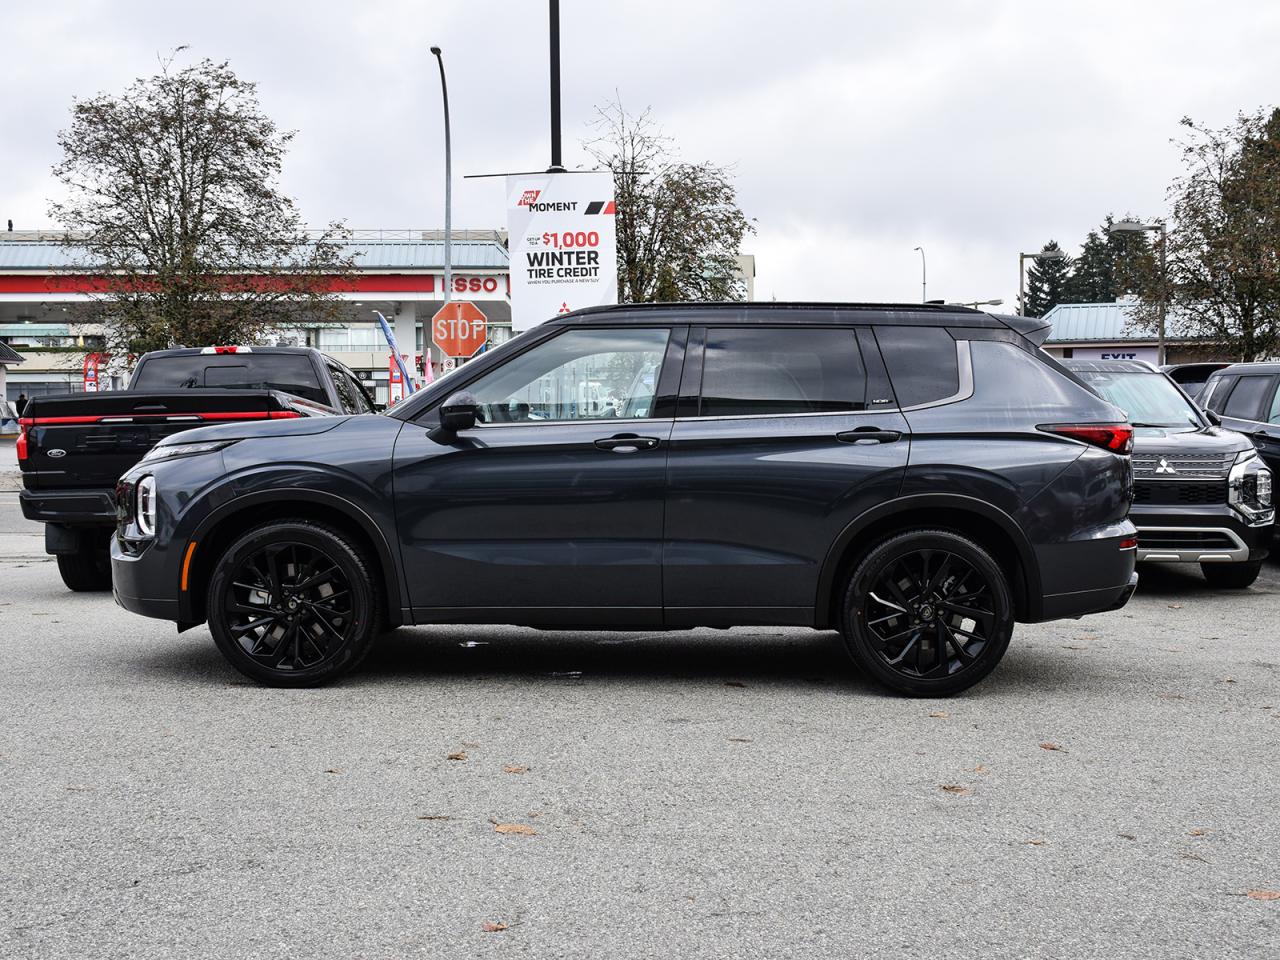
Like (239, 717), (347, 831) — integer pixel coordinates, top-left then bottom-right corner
(698, 327), (866, 417)
(328, 362), (362, 414)
(133, 354), (329, 405)
(1223, 375), (1271, 420)
(1202, 376), (1232, 413)
(464, 328), (671, 423)
(1269, 382), (1280, 424)
(874, 326), (959, 407)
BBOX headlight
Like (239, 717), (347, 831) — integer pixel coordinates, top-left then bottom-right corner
(141, 439), (236, 463)
(136, 475), (157, 537)
(1229, 450), (1274, 524)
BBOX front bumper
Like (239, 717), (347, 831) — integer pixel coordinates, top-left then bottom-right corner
(110, 534), (180, 622)
(1130, 504), (1272, 564)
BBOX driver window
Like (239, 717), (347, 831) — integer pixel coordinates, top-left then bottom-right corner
(464, 327), (671, 424)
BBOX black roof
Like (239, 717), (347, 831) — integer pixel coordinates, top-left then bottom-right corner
(1063, 359), (1159, 374)
(1211, 361), (1280, 375)
(0, 340), (24, 365)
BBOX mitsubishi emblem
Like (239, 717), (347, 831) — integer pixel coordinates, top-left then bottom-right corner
(1155, 457), (1176, 475)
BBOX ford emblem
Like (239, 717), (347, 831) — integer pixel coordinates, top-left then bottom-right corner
(47, 449), (67, 458)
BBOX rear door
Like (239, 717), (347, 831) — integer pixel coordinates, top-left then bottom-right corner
(663, 324), (909, 625)
(1249, 377), (1280, 473)
(1205, 372), (1280, 472)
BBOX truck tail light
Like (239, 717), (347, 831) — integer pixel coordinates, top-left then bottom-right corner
(1038, 423), (1134, 455)
(15, 418), (31, 461)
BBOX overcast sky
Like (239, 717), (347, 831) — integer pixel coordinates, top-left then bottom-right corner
(4, 0), (1279, 306)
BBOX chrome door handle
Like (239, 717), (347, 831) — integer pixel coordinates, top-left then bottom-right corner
(836, 428), (902, 445)
(594, 434), (660, 452)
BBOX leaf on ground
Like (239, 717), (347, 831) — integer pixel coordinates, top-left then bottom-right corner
(417, 815), (451, 821)
(503, 765), (529, 774)
(1246, 890), (1280, 901)
(1024, 839), (1049, 846)
(727, 737), (753, 743)
(928, 711), (949, 719)
(939, 784), (970, 795)
(481, 921), (509, 932)
(1168, 603), (1183, 609)
(1118, 833), (1137, 841)
(1062, 644), (1088, 650)
(1039, 742), (1066, 752)
(1189, 828), (1209, 837)
(323, 768), (343, 775)
(973, 764), (990, 775)
(724, 680), (747, 688)
(1220, 676), (1237, 684)
(447, 751), (468, 761)
(493, 822), (537, 836)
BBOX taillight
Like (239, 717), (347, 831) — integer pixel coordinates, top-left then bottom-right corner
(1038, 423), (1134, 455)
(1119, 536), (1139, 550)
(15, 418), (31, 461)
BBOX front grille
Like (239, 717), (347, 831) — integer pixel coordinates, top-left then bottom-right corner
(1139, 529), (1239, 550)
(1133, 480), (1228, 505)
(1131, 452), (1233, 479)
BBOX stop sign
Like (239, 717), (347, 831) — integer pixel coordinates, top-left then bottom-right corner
(431, 301), (488, 357)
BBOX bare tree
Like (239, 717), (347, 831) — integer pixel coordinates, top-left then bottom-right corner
(49, 52), (355, 359)
(1132, 109), (1280, 359)
(585, 101), (753, 303)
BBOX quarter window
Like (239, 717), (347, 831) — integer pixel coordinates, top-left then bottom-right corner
(698, 327), (867, 417)
(1223, 375), (1271, 421)
(874, 326), (960, 407)
(462, 327), (671, 423)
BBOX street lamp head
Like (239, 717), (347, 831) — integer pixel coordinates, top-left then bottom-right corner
(430, 45), (443, 56)
(913, 246), (923, 252)
(1109, 219), (1158, 233)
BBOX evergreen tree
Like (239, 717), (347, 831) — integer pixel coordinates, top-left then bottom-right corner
(1024, 241), (1072, 317)
(1063, 216), (1155, 303)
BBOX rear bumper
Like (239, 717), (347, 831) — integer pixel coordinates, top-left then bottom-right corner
(1130, 504), (1271, 564)
(19, 487), (117, 526)
(1029, 521), (1138, 622)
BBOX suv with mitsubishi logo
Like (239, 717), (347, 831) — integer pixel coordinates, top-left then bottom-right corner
(112, 303), (1140, 696)
(1065, 359), (1273, 588)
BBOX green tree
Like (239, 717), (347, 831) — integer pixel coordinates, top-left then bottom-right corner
(1024, 241), (1072, 317)
(585, 101), (754, 302)
(1063, 217), (1154, 303)
(1131, 109), (1280, 359)
(49, 53), (354, 357)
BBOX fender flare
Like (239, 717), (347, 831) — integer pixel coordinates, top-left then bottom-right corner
(814, 493), (1042, 626)
(179, 487), (405, 626)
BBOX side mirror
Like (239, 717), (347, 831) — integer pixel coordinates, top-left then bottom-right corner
(439, 391), (479, 433)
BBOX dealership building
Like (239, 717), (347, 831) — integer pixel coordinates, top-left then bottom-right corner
(0, 230), (515, 405)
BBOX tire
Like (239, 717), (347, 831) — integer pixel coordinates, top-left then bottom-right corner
(56, 532), (113, 592)
(206, 520), (381, 687)
(840, 529), (1015, 697)
(1201, 560), (1262, 590)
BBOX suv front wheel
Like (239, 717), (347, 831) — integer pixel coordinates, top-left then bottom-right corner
(207, 520), (381, 687)
(841, 529), (1015, 697)
(1201, 560), (1262, 589)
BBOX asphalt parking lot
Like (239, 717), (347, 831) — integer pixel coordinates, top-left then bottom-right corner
(2, 476), (1279, 959)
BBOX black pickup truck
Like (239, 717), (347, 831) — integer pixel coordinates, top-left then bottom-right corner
(18, 346), (376, 591)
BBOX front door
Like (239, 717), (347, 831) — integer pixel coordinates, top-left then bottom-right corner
(392, 325), (683, 625)
(663, 325), (910, 625)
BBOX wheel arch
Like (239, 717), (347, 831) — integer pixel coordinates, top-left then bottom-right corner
(179, 490), (405, 628)
(814, 494), (1041, 628)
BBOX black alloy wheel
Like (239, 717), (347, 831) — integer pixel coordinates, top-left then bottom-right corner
(207, 521), (379, 687)
(842, 530), (1014, 696)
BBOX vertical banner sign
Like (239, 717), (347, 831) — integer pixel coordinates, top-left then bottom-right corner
(506, 171), (617, 333)
(83, 353), (100, 393)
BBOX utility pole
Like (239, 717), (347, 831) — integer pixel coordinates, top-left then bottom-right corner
(430, 46), (453, 305)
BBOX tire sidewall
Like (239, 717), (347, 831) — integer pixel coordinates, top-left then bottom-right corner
(207, 522), (377, 687)
(841, 530), (1014, 697)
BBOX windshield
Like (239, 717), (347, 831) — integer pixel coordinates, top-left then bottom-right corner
(131, 354), (329, 405)
(1076, 370), (1204, 430)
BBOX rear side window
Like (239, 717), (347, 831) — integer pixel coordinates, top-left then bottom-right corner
(699, 327), (866, 416)
(1223, 375), (1272, 420)
(874, 326), (959, 407)
(328, 362), (371, 414)
(1202, 376), (1232, 413)
(132, 354), (329, 405)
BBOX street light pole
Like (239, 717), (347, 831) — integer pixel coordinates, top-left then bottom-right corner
(1018, 249), (1068, 315)
(913, 246), (926, 303)
(430, 46), (452, 307)
(1108, 219), (1169, 365)
(548, 0), (565, 172)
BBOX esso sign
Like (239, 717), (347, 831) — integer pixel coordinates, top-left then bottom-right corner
(449, 276), (502, 295)
(432, 301), (488, 358)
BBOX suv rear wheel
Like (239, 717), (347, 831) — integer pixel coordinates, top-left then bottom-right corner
(207, 520), (380, 687)
(1200, 560), (1262, 589)
(840, 530), (1014, 697)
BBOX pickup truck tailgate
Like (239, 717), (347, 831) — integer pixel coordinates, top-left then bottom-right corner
(19, 390), (291, 491)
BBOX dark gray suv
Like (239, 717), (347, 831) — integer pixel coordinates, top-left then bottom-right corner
(111, 303), (1138, 696)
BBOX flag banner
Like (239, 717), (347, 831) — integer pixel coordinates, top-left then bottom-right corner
(506, 171), (618, 333)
